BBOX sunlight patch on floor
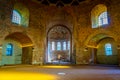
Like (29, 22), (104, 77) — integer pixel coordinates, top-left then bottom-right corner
(41, 66), (71, 68)
(0, 71), (56, 80)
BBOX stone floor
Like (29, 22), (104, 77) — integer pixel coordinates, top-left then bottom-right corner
(0, 65), (120, 80)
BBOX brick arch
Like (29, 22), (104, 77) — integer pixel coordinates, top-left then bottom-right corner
(85, 30), (117, 48)
(47, 24), (72, 36)
(2, 32), (33, 65)
(46, 8), (73, 33)
(5, 32), (33, 47)
(46, 24), (73, 64)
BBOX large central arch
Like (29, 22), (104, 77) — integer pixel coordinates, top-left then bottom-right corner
(46, 25), (72, 64)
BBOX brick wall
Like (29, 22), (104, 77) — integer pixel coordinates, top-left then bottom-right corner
(0, 0), (120, 65)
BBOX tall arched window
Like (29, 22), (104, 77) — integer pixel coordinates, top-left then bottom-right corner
(57, 42), (61, 50)
(52, 42), (55, 50)
(91, 4), (108, 28)
(63, 42), (66, 50)
(12, 10), (21, 24)
(13, 3), (29, 27)
(68, 41), (70, 50)
(98, 12), (108, 26)
(105, 43), (112, 56)
(6, 43), (13, 56)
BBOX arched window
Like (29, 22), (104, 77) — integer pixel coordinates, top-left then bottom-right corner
(13, 3), (29, 27)
(12, 10), (21, 24)
(68, 41), (70, 50)
(98, 12), (108, 26)
(57, 42), (61, 50)
(63, 41), (66, 50)
(91, 4), (108, 28)
(6, 43), (13, 56)
(52, 41), (55, 50)
(105, 43), (112, 56)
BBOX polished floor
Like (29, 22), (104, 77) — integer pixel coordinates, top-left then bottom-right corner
(0, 65), (120, 80)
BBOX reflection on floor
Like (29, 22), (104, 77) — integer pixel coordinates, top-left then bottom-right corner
(0, 65), (120, 80)
(50, 61), (71, 65)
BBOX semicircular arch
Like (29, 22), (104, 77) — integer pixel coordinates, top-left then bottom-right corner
(85, 30), (117, 48)
(5, 32), (33, 47)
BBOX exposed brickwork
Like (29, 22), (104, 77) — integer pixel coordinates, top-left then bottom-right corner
(0, 0), (120, 65)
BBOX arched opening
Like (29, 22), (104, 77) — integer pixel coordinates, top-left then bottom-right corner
(96, 37), (118, 65)
(46, 25), (72, 64)
(87, 33), (118, 65)
(13, 3), (29, 27)
(91, 4), (108, 28)
(2, 32), (33, 65)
